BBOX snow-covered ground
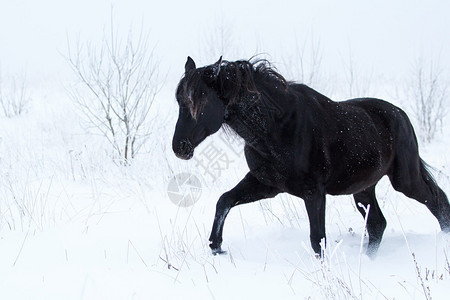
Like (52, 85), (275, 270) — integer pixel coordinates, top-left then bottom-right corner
(1, 1), (450, 299)
(0, 78), (449, 299)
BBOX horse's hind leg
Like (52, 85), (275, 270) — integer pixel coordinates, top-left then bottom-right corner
(389, 159), (450, 232)
(353, 185), (387, 257)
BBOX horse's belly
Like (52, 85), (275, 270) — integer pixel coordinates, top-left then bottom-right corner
(327, 177), (380, 195)
(326, 162), (387, 195)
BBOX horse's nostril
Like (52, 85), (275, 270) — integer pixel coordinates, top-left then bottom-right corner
(179, 140), (190, 152)
(175, 139), (194, 160)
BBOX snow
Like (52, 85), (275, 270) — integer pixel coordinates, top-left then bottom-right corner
(0, 83), (449, 299)
(1, 1), (450, 299)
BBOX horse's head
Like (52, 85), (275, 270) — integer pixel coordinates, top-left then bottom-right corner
(172, 56), (226, 160)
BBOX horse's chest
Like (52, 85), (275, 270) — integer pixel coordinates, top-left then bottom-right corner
(244, 145), (291, 188)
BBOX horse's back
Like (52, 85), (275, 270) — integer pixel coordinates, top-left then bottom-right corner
(344, 97), (409, 126)
(343, 97), (419, 152)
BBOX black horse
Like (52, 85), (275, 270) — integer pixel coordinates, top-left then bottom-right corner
(172, 56), (450, 257)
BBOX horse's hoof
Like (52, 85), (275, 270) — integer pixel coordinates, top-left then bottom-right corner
(211, 247), (227, 255)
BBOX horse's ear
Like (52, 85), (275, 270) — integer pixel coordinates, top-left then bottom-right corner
(212, 56), (223, 77)
(204, 56), (223, 83)
(185, 56), (196, 73)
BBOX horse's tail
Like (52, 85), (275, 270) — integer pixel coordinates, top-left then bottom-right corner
(420, 160), (440, 197)
(420, 159), (450, 231)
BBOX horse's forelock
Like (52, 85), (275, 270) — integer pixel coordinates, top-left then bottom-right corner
(180, 71), (205, 119)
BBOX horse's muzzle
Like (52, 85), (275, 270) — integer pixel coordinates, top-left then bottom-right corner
(174, 139), (194, 160)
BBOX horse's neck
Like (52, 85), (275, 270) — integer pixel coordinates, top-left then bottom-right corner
(224, 93), (280, 151)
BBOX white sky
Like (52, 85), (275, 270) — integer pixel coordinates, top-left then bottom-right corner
(1, 0), (449, 89)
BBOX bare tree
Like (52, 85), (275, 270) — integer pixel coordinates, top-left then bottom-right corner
(0, 71), (31, 117)
(282, 35), (323, 87)
(408, 55), (448, 143)
(279, 34), (336, 96)
(200, 16), (237, 63)
(341, 46), (374, 98)
(66, 20), (161, 163)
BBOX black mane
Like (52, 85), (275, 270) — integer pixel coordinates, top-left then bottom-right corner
(177, 58), (287, 118)
(216, 59), (288, 101)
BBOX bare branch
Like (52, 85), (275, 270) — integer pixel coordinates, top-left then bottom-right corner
(0, 70), (32, 117)
(408, 54), (449, 142)
(66, 16), (162, 163)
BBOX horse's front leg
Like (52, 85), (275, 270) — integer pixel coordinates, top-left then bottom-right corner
(304, 190), (327, 256)
(209, 172), (280, 255)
